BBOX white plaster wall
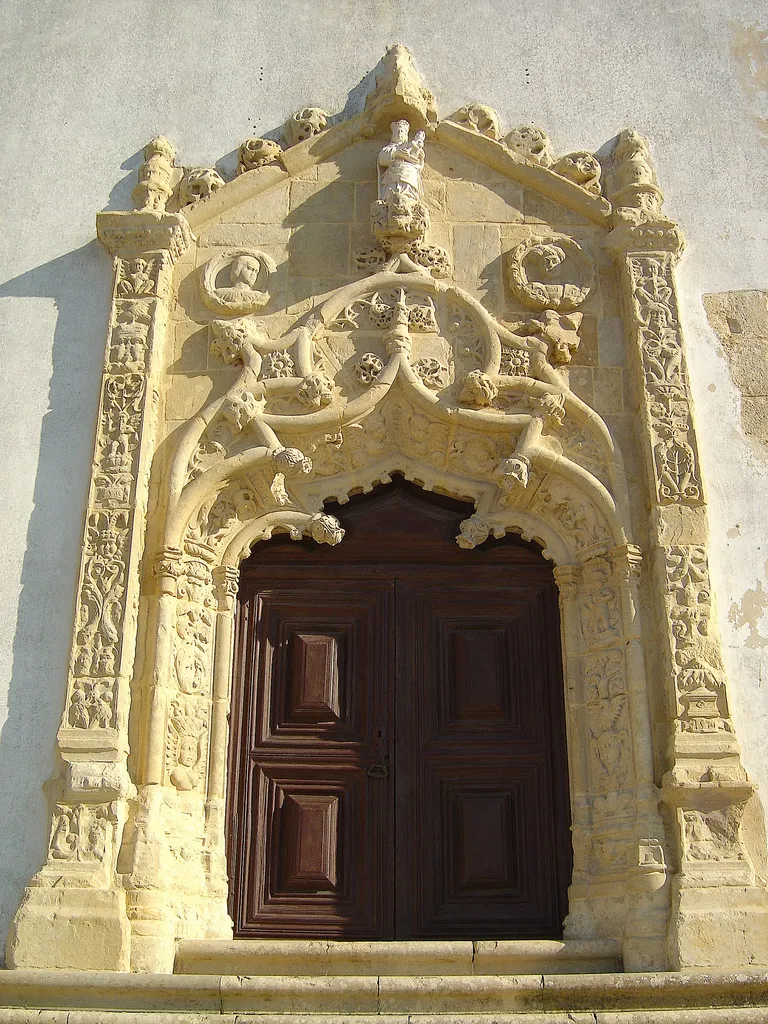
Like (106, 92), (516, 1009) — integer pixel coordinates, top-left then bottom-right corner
(0, 0), (766, 953)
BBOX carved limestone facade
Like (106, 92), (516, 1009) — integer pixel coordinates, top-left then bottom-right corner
(6, 45), (768, 976)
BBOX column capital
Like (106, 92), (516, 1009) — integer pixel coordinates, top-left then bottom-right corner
(212, 564), (240, 610)
(96, 210), (194, 261)
(605, 217), (684, 259)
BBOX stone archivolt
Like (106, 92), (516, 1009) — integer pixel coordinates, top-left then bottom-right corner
(6, 44), (768, 979)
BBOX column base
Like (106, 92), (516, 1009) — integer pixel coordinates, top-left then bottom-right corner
(668, 883), (768, 968)
(7, 886), (130, 971)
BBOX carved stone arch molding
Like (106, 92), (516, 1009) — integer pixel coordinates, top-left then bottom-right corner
(8, 45), (768, 975)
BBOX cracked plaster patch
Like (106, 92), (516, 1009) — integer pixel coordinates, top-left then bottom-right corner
(703, 290), (768, 454)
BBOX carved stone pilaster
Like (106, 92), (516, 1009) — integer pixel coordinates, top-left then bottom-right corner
(7, 212), (193, 972)
(608, 166), (768, 966)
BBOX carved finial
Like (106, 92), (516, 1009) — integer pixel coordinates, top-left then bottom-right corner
(608, 129), (664, 221)
(605, 128), (684, 255)
(133, 136), (176, 212)
(364, 44), (438, 133)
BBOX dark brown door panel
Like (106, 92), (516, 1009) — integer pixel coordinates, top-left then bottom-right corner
(237, 765), (390, 936)
(228, 481), (571, 940)
(403, 765), (564, 938)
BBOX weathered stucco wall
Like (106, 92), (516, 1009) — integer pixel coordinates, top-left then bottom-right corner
(0, 0), (766, 955)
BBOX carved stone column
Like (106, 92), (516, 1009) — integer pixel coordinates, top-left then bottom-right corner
(607, 171), (768, 966)
(558, 549), (668, 970)
(6, 211), (193, 971)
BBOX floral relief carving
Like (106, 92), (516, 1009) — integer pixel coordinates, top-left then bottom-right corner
(506, 236), (595, 313)
(354, 352), (384, 386)
(532, 486), (610, 554)
(499, 345), (531, 376)
(200, 249), (277, 315)
(284, 107), (328, 146)
(585, 650), (632, 790)
(504, 125), (553, 166)
(238, 137), (283, 174)
(413, 357), (448, 389)
(628, 255), (703, 506)
(178, 167), (225, 206)
(93, 375), (144, 508)
(261, 349), (295, 379)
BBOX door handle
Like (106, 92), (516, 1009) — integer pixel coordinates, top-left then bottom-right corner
(367, 762), (388, 779)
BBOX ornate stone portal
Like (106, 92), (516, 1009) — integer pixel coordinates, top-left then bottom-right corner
(7, 44), (768, 975)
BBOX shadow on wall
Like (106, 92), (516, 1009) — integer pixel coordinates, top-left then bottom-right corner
(0, 242), (111, 963)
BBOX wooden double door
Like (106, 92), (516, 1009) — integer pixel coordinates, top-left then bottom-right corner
(227, 483), (571, 939)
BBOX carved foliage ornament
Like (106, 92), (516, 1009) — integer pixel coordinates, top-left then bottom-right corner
(628, 255), (702, 506)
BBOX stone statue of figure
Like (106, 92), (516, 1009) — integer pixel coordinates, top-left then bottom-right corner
(377, 119), (426, 202)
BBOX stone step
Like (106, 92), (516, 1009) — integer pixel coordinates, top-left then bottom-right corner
(0, 968), (767, 1021)
(173, 939), (623, 976)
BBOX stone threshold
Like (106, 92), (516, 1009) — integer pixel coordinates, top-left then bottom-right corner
(174, 939), (623, 976)
(0, 968), (767, 1019)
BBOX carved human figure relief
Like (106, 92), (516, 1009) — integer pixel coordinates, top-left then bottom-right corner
(110, 300), (152, 371)
(452, 102), (501, 139)
(50, 805), (110, 863)
(507, 236), (595, 312)
(132, 136), (176, 213)
(200, 249), (277, 315)
(166, 698), (209, 791)
(552, 151), (602, 195)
